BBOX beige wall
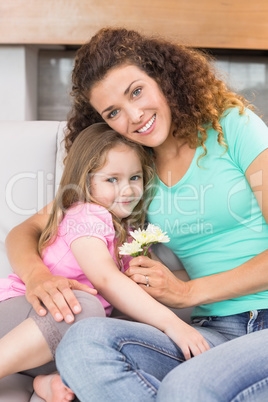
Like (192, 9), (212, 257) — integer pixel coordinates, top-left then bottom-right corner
(1, 0), (268, 49)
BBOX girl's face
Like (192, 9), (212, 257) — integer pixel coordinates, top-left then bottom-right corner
(89, 65), (173, 149)
(90, 143), (144, 219)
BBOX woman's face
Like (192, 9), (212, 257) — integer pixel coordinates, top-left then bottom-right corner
(89, 65), (173, 149)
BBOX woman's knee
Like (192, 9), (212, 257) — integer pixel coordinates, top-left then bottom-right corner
(56, 318), (107, 369)
(58, 317), (129, 355)
(56, 317), (129, 373)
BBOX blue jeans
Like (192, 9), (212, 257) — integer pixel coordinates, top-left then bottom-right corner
(56, 310), (268, 401)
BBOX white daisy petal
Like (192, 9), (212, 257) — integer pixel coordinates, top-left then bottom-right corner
(119, 225), (170, 256)
(119, 240), (143, 256)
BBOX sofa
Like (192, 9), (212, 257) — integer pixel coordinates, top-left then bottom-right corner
(0, 120), (191, 401)
(0, 121), (66, 401)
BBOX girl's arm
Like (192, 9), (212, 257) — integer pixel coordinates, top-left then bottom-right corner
(71, 236), (210, 360)
(5, 202), (95, 322)
(125, 149), (268, 308)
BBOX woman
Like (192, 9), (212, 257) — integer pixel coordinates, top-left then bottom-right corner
(6, 27), (268, 400)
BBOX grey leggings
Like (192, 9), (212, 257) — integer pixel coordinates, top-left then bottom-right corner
(0, 290), (105, 377)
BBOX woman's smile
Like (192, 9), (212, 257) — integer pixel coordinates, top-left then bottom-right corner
(136, 114), (156, 134)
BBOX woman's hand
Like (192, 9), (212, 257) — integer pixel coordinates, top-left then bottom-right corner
(124, 256), (191, 308)
(25, 271), (97, 323)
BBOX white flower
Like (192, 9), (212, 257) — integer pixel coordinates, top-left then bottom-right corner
(129, 228), (154, 246)
(119, 225), (170, 257)
(145, 224), (170, 243)
(119, 240), (143, 256)
(130, 224), (170, 246)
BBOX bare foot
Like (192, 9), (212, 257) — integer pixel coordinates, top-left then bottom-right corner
(33, 373), (75, 402)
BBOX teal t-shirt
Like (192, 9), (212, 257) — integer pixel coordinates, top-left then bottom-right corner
(147, 107), (268, 317)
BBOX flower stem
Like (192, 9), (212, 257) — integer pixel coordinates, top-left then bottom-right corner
(143, 244), (152, 256)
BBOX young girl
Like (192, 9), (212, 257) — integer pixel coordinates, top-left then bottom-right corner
(0, 122), (209, 401)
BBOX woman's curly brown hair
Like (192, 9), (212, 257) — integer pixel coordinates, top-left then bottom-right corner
(66, 27), (252, 157)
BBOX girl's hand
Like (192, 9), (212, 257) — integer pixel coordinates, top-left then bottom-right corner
(25, 271), (97, 323)
(125, 256), (191, 308)
(165, 320), (210, 360)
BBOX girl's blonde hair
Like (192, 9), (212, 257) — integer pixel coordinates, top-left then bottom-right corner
(39, 123), (155, 265)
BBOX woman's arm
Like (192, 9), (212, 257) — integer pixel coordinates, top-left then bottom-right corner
(126, 250), (268, 309)
(71, 236), (210, 360)
(125, 149), (268, 308)
(5, 202), (95, 322)
(246, 148), (268, 222)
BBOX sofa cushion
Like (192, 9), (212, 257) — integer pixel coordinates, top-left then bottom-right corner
(0, 121), (61, 277)
(55, 121), (67, 192)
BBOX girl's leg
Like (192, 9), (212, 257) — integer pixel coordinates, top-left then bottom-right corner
(0, 317), (53, 378)
(0, 291), (105, 377)
(29, 290), (106, 361)
(0, 291), (105, 401)
(0, 318), (73, 401)
(31, 290), (105, 401)
(56, 317), (228, 402)
(157, 329), (268, 402)
(0, 297), (39, 401)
